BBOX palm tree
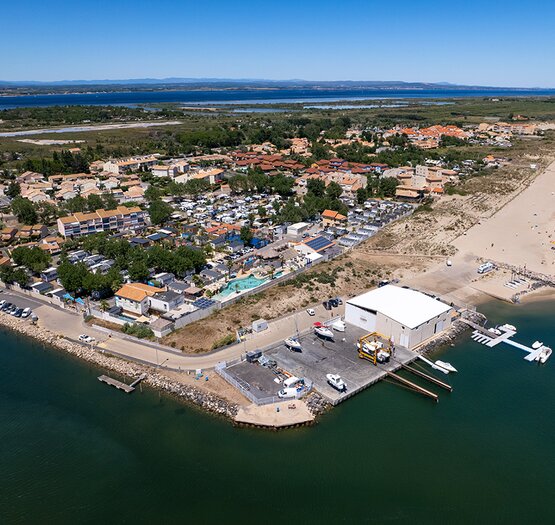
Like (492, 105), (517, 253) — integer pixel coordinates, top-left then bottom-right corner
(226, 258), (234, 279)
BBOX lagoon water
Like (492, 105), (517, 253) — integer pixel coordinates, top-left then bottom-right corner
(2, 88), (555, 109)
(1, 299), (554, 524)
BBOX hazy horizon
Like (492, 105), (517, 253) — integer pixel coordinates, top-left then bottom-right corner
(1, 78), (553, 90)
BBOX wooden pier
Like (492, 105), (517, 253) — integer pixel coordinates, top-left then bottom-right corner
(98, 373), (146, 394)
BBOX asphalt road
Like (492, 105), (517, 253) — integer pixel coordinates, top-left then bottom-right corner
(1, 285), (345, 372)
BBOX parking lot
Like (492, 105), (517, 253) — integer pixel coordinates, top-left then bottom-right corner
(0, 291), (40, 319)
(266, 323), (418, 404)
(224, 360), (285, 402)
(222, 321), (419, 405)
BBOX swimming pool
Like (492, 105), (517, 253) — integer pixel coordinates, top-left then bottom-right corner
(213, 271), (285, 301)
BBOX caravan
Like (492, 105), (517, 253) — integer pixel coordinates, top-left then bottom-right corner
(477, 262), (494, 274)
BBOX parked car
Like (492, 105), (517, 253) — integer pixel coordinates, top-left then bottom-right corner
(78, 334), (95, 344)
(0, 300), (6, 309)
(13, 308), (24, 318)
(306, 308), (315, 316)
(21, 307), (32, 318)
(329, 298), (339, 308)
(1, 302), (13, 312)
(323, 301), (332, 311)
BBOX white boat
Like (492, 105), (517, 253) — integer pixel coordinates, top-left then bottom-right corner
(314, 326), (334, 339)
(331, 319), (346, 332)
(284, 337), (302, 351)
(435, 360), (458, 373)
(537, 346), (552, 364)
(532, 341), (543, 349)
(417, 355), (450, 374)
(488, 327), (502, 336)
(500, 323), (517, 332)
(326, 373), (346, 392)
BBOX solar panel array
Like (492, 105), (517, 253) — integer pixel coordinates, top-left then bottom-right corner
(305, 236), (333, 252)
(193, 298), (217, 309)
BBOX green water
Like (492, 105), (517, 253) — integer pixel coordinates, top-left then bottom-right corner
(1, 300), (554, 524)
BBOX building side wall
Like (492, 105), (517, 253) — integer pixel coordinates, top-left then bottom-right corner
(375, 309), (452, 349)
(344, 303), (377, 332)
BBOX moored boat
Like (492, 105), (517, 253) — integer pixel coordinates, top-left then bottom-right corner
(537, 346), (552, 364)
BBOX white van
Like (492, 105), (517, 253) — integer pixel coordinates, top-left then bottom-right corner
(278, 387), (298, 399)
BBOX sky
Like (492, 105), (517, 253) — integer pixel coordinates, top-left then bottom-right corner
(1, 0), (554, 87)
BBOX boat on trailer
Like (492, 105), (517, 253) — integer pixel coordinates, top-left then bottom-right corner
(314, 323), (334, 340)
(284, 337), (302, 352)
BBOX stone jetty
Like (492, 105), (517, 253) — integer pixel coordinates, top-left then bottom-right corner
(0, 313), (238, 420)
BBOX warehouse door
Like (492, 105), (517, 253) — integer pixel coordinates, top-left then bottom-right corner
(434, 319), (444, 334)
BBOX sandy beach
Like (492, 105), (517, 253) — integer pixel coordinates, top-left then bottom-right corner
(453, 161), (555, 274)
(401, 160), (555, 305)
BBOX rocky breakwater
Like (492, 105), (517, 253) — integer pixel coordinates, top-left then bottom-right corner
(305, 392), (331, 416)
(418, 309), (487, 355)
(0, 313), (238, 420)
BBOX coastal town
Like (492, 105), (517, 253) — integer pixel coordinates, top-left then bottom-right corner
(0, 99), (553, 427)
(4, 0), (555, 521)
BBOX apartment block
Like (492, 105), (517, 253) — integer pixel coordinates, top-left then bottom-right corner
(57, 206), (149, 237)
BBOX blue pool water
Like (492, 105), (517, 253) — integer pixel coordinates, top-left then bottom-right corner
(213, 271), (284, 300)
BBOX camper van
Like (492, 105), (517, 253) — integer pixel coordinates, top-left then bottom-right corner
(477, 262), (494, 274)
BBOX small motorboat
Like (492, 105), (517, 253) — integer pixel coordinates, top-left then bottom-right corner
(284, 337), (302, 352)
(326, 373), (346, 392)
(532, 341), (544, 350)
(314, 324), (334, 340)
(435, 360), (458, 373)
(500, 323), (517, 332)
(537, 346), (552, 364)
(488, 327), (502, 336)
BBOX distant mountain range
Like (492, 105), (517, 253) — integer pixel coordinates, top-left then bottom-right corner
(0, 78), (544, 90)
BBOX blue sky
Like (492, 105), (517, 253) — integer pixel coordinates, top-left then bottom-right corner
(1, 0), (554, 87)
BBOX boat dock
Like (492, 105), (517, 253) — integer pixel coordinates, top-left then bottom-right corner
(98, 373), (146, 393)
(462, 319), (547, 362)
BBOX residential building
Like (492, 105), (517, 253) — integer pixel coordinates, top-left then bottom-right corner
(321, 209), (348, 228)
(149, 290), (184, 313)
(115, 283), (162, 315)
(103, 155), (158, 175)
(57, 206), (149, 237)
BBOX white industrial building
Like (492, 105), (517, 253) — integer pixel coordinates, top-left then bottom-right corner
(345, 285), (453, 349)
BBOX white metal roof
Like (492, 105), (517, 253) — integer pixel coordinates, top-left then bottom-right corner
(346, 285), (452, 329)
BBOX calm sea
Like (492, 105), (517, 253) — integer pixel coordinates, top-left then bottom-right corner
(1, 88), (555, 109)
(1, 299), (554, 524)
